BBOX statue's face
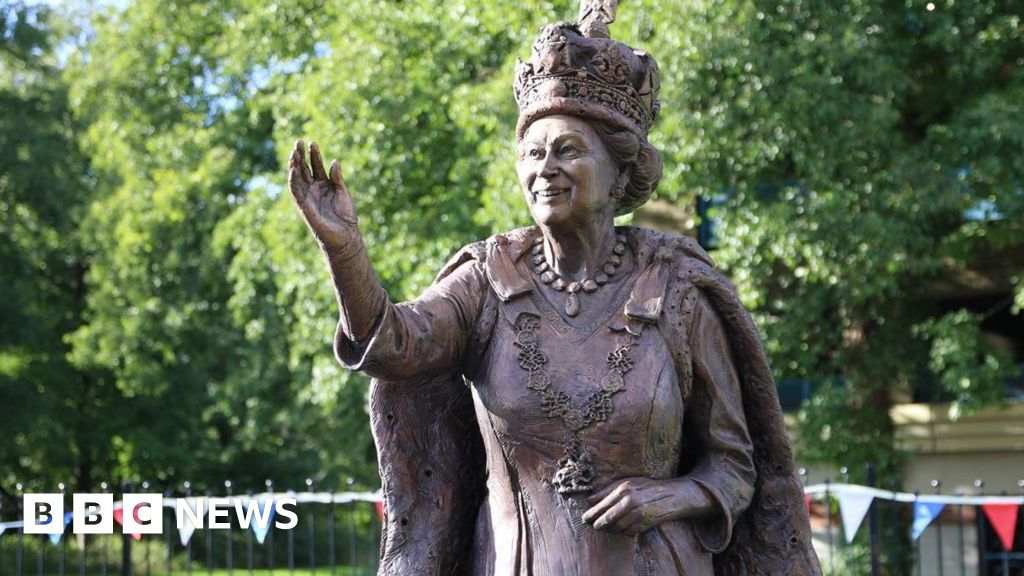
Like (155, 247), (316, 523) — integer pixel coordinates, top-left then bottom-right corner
(516, 115), (619, 228)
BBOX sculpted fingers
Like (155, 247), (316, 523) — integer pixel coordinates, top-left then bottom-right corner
(580, 506), (604, 526)
(582, 483), (624, 524)
(309, 141), (329, 182)
(584, 478), (675, 534)
(288, 148), (310, 205)
(329, 159), (347, 193)
(288, 167), (307, 205)
(328, 160), (358, 225)
(294, 140), (313, 184)
(591, 495), (636, 531)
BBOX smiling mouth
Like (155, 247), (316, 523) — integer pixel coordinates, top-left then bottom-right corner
(533, 188), (569, 199)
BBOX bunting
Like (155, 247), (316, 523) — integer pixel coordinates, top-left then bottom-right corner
(0, 521), (24, 537)
(0, 486), (1013, 554)
(982, 503), (1020, 551)
(804, 484), (1024, 506)
(837, 491), (874, 543)
(911, 502), (945, 540)
(48, 513), (73, 546)
(176, 497), (206, 547)
(249, 499), (276, 545)
(112, 507), (142, 541)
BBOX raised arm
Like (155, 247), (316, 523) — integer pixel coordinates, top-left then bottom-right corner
(288, 140), (385, 343)
(288, 140), (486, 381)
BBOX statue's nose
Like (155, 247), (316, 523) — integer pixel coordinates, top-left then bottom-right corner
(540, 154), (559, 179)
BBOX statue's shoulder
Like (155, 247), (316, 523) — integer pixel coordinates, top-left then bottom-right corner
(434, 227), (537, 301)
(434, 240), (487, 282)
(435, 226), (538, 281)
(626, 227), (745, 316)
(626, 226), (718, 278)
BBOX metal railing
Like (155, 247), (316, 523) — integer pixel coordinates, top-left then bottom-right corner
(3, 472), (1023, 576)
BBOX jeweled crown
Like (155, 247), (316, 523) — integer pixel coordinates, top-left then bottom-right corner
(514, 0), (661, 140)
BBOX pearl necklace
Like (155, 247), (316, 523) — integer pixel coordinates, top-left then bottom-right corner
(529, 234), (627, 317)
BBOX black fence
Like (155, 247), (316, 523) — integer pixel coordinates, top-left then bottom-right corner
(3, 473), (1024, 576)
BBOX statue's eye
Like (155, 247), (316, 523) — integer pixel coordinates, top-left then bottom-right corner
(559, 144), (579, 157)
(527, 148), (544, 160)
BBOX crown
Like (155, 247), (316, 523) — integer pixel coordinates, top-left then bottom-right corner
(513, 1), (661, 140)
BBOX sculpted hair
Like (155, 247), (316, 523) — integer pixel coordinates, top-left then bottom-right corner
(590, 120), (663, 216)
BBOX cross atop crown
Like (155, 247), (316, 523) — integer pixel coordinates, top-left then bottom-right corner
(578, 0), (618, 38)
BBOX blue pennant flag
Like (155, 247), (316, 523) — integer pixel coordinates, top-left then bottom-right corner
(48, 513), (74, 546)
(250, 500), (276, 545)
(912, 502), (945, 540)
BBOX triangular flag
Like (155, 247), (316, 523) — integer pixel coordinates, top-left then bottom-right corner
(837, 491), (874, 543)
(982, 503), (1020, 551)
(911, 502), (945, 540)
(249, 499), (276, 545)
(375, 500), (384, 523)
(112, 507), (142, 541)
(48, 513), (74, 546)
(176, 498), (206, 546)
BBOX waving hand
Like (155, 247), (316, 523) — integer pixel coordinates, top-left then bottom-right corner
(288, 140), (360, 253)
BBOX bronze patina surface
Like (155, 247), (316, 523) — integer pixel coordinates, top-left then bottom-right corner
(287, 1), (821, 574)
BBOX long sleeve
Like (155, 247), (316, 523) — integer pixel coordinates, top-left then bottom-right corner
(683, 291), (757, 553)
(333, 258), (489, 381)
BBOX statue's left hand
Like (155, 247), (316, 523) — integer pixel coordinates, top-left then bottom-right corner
(582, 477), (709, 535)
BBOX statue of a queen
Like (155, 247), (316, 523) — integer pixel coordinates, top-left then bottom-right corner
(287, 1), (823, 574)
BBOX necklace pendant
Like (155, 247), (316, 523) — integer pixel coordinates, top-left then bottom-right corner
(565, 292), (580, 317)
(553, 447), (595, 495)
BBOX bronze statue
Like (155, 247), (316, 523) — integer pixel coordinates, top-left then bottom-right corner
(288, 1), (821, 574)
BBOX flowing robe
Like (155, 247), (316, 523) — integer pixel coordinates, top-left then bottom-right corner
(337, 226), (821, 576)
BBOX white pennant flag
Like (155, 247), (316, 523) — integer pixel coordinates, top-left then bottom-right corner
(247, 499), (276, 545)
(175, 498), (207, 546)
(838, 491), (874, 543)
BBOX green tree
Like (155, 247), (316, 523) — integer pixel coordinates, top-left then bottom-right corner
(639, 0), (1023, 473)
(7, 12), (1020, 574)
(0, 1), (121, 493)
(61, 0), (368, 490)
(57, 0), (565, 491)
(624, 1), (1022, 571)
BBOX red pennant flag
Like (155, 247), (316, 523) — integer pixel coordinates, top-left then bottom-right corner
(982, 503), (1020, 551)
(112, 507), (143, 541)
(374, 500), (384, 523)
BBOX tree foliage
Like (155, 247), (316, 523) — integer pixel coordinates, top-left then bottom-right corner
(0, 1), (104, 492)
(2, 2), (1021, 542)
(653, 0), (1023, 483)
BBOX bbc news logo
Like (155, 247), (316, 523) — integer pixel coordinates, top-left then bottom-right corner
(23, 494), (298, 535)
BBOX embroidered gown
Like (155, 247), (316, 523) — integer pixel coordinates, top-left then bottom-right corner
(336, 227), (755, 576)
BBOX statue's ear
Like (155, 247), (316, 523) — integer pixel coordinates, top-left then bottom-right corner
(615, 164), (633, 191)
